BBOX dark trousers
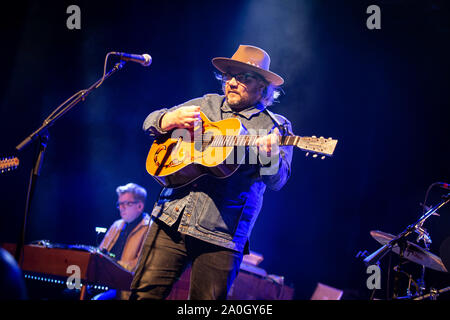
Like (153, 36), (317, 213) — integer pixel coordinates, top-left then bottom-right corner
(129, 219), (243, 300)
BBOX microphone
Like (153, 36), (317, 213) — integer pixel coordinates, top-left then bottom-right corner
(111, 52), (152, 67)
(437, 182), (450, 190)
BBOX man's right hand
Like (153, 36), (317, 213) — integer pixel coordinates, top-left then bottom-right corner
(160, 106), (201, 131)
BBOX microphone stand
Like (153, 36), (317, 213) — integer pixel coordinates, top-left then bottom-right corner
(363, 193), (450, 298)
(14, 60), (127, 265)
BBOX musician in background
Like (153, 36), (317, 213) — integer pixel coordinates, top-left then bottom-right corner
(130, 45), (293, 300)
(93, 182), (151, 300)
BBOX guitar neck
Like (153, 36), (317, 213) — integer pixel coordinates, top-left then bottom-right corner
(203, 135), (337, 157)
(208, 135), (296, 147)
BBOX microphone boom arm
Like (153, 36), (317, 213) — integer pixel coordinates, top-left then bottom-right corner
(14, 58), (127, 264)
(364, 193), (450, 266)
(16, 60), (126, 151)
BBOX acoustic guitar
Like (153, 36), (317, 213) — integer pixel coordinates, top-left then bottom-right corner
(146, 112), (338, 188)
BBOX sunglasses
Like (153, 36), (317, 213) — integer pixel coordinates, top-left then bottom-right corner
(222, 72), (263, 84)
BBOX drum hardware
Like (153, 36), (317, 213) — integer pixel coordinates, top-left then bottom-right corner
(413, 286), (450, 300)
(415, 223), (432, 295)
(392, 264), (420, 299)
(362, 188), (450, 300)
(364, 192), (450, 267)
(367, 229), (448, 299)
(368, 231), (447, 273)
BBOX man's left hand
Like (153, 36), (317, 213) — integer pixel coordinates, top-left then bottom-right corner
(255, 127), (281, 158)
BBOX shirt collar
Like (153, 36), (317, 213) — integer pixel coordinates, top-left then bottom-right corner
(124, 213), (144, 231)
(220, 98), (266, 120)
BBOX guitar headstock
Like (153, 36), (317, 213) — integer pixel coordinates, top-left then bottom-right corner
(0, 156), (20, 173)
(297, 136), (338, 159)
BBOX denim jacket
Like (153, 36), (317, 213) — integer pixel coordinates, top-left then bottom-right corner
(143, 94), (293, 253)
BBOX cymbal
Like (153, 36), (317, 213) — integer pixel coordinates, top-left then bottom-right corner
(370, 230), (448, 272)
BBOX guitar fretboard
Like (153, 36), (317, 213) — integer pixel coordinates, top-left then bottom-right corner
(190, 133), (336, 156)
(207, 135), (297, 147)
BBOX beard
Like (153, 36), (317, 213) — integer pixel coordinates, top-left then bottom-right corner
(226, 91), (260, 111)
(226, 92), (245, 108)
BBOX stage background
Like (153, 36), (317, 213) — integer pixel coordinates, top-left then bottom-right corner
(1, 0), (449, 299)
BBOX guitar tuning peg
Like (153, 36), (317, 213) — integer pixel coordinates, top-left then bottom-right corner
(312, 135), (317, 138)
(321, 156), (325, 160)
(313, 154), (318, 158)
(305, 152), (309, 157)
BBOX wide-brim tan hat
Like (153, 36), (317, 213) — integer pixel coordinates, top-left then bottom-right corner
(212, 45), (284, 86)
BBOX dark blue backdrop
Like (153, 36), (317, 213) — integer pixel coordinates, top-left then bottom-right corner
(1, 0), (449, 299)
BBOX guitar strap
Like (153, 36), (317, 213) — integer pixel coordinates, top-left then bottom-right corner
(264, 108), (282, 127)
(264, 108), (292, 136)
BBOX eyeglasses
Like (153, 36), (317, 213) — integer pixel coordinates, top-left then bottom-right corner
(116, 201), (139, 209)
(222, 72), (261, 85)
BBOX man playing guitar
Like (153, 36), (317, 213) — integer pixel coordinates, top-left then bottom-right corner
(130, 45), (293, 300)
